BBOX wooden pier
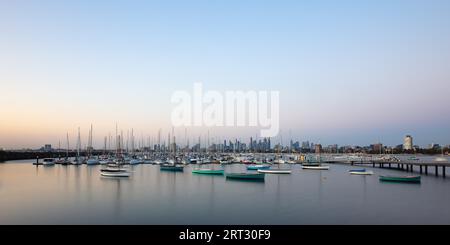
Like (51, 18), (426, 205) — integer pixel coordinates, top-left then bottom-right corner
(340, 160), (449, 178)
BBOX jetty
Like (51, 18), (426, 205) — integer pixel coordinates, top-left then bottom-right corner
(326, 158), (449, 178)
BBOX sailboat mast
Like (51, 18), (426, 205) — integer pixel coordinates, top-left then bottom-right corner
(66, 132), (69, 158)
(77, 127), (80, 158)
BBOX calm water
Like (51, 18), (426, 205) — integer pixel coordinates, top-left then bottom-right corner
(1, 160), (450, 224)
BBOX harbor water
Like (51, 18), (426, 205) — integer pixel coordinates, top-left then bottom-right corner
(1, 159), (450, 224)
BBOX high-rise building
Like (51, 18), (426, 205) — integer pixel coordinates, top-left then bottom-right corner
(314, 144), (322, 154)
(403, 135), (413, 150)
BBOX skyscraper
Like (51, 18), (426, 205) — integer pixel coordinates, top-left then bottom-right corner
(403, 135), (413, 150)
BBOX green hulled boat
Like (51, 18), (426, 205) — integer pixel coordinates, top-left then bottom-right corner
(160, 164), (184, 172)
(192, 169), (224, 175)
(379, 175), (421, 183)
(225, 172), (265, 181)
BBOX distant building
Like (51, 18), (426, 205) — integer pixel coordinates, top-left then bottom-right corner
(403, 135), (413, 151)
(325, 144), (338, 153)
(41, 144), (53, 152)
(428, 143), (440, 150)
(314, 144), (322, 154)
(371, 143), (383, 153)
(301, 141), (310, 150)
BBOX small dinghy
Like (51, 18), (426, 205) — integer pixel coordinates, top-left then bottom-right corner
(350, 170), (373, 175)
(225, 172), (265, 181)
(257, 169), (292, 174)
(302, 165), (329, 170)
(247, 165), (271, 170)
(348, 169), (366, 172)
(379, 175), (421, 183)
(192, 169), (224, 175)
(101, 171), (131, 177)
(100, 167), (130, 177)
(160, 164), (184, 172)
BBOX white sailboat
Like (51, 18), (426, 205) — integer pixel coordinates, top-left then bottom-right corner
(72, 127), (84, 165)
(101, 126), (130, 177)
(42, 158), (55, 166)
(86, 124), (100, 165)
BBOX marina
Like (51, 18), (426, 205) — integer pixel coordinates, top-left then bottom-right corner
(1, 155), (450, 224)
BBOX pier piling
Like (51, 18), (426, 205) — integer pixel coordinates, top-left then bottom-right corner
(435, 166), (438, 176)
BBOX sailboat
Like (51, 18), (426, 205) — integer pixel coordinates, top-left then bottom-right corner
(192, 137), (224, 174)
(160, 132), (184, 171)
(258, 142), (292, 174)
(86, 124), (100, 165)
(42, 158), (55, 166)
(128, 129), (143, 165)
(72, 127), (84, 165)
(59, 133), (71, 165)
(101, 129), (130, 177)
(302, 149), (329, 170)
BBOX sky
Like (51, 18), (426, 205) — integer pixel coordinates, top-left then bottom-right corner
(1, 0), (449, 149)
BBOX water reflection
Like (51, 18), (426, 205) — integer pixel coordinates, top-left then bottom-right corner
(0, 161), (450, 224)
(101, 177), (126, 217)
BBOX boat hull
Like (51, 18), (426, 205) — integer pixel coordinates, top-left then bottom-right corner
(247, 165), (271, 170)
(225, 173), (265, 180)
(350, 171), (373, 175)
(302, 166), (329, 170)
(192, 169), (224, 175)
(160, 165), (184, 172)
(257, 169), (292, 174)
(101, 172), (130, 177)
(86, 160), (100, 165)
(349, 169), (366, 172)
(379, 175), (421, 183)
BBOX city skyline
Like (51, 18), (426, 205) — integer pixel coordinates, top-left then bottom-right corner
(1, 0), (450, 148)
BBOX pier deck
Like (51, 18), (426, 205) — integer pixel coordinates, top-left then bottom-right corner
(327, 159), (450, 178)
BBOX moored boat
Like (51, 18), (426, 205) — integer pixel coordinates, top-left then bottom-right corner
(100, 171), (130, 177)
(257, 169), (291, 174)
(247, 164), (270, 170)
(160, 164), (184, 172)
(434, 157), (448, 162)
(55, 158), (70, 165)
(129, 159), (143, 165)
(350, 170), (373, 175)
(379, 175), (421, 183)
(86, 158), (100, 165)
(348, 169), (366, 172)
(302, 165), (329, 170)
(42, 158), (55, 166)
(225, 172), (265, 180)
(192, 169), (224, 175)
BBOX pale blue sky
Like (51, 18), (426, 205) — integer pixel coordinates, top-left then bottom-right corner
(1, 0), (449, 148)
